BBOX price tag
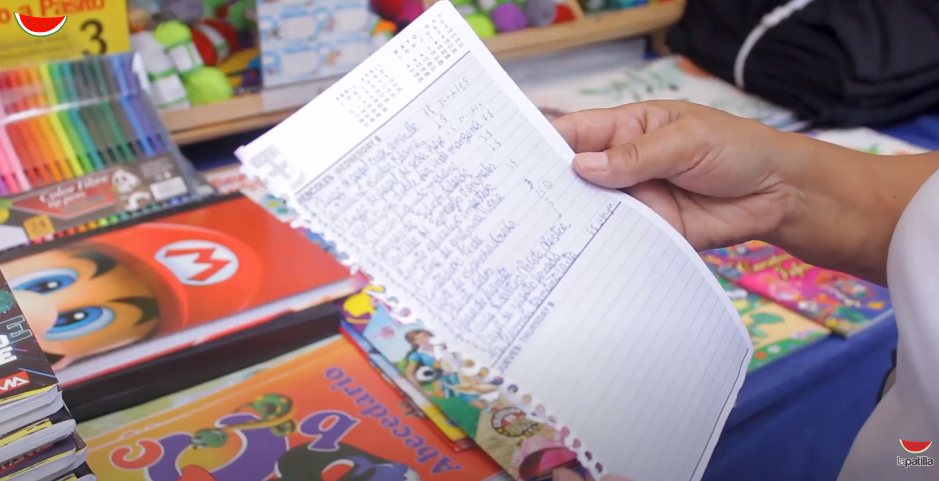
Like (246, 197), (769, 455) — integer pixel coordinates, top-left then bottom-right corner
(22, 214), (53, 239)
(0, 0), (130, 69)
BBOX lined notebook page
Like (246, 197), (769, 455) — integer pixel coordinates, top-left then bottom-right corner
(237, 2), (752, 480)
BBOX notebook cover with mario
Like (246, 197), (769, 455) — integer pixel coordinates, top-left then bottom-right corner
(84, 336), (507, 481)
(0, 195), (355, 386)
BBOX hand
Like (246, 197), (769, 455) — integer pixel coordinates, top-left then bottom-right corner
(552, 468), (634, 481)
(551, 100), (938, 284)
(552, 100), (802, 251)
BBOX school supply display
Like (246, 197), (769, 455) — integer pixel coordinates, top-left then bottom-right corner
(257, 0), (384, 88)
(714, 276), (830, 371)
(667, 0), (939, 127)
(0, 53), (207, 251)
(341, 319), (475, 450)
(0, 261), (92, 481)
(1, 195), (355, 388)
(808, 128), (929, 155)
(703, 241), (893, 337)
(0, 0), (131, 69)
(522, 55), (804, 131)
(237, 4), (753, 481)
(82, 336), (509, 481)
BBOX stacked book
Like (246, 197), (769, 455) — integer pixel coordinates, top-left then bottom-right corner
(0, 270), (92, 480)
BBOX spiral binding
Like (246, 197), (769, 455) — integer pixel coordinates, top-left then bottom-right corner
(240, 165), (607, 478)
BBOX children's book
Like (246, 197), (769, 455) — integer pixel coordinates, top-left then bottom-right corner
(340, 319), (475, 450)
(715, 276), (830, 371)
(237, 4), (754, 481)
(522, 55), (803, 131)
(1, 195), (355, 387)
(351, 303), (581, 480)
(808, 128), (928, 155)
(83, 336), (509, 481)
(703, 241), (893, 337)
(77, 342), (329, 440)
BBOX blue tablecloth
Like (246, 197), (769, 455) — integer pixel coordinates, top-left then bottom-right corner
(702, 319), (897, 481)
(181, 112), (939, 481)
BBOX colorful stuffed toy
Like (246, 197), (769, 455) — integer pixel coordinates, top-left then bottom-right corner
(477, 0), (528, 33)
(153, 20), (234, 105)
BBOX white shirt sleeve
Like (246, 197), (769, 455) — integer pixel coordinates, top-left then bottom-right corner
(837, 166), (939, 480)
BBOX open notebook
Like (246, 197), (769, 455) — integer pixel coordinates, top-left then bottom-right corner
(236, 2), (753, 480)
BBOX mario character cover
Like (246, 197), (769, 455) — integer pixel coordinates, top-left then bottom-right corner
(0, 197), (352, 375)
(84, 338), (506, 481)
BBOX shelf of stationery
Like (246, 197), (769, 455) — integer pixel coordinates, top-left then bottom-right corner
(163, 0), (685, 145)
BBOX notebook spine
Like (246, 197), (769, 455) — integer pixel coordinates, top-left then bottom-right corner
(241, 167), (602, 478)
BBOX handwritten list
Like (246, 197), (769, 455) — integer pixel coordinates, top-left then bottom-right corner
(239, 3), (752, 481)
(297, 52), (620, 366)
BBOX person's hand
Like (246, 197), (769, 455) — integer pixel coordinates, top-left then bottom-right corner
(552, 100), (803, 251)
(552, 467), (634, 481)
(551, 100), (938, 285)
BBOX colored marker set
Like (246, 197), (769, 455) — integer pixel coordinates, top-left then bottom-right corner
(0, 53), (208, 252)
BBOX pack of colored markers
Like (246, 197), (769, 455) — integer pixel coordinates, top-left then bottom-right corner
(0, 52), (210, 252)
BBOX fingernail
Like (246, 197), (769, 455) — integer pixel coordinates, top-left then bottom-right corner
(575, 152), (609, 173)
(553, 468), (581, 481)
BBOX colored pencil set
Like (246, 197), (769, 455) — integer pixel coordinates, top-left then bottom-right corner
(0, 53), (208, 252)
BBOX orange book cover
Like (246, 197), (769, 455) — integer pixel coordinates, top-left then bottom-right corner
(85, 337), (508, 481)
(0, 196), (355, 386)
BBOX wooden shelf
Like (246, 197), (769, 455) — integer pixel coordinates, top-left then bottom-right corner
(164, 1), (685, 146)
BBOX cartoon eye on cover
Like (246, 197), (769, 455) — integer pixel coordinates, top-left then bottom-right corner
(276, 442), (423, 481)
(2, 222), (260, 369)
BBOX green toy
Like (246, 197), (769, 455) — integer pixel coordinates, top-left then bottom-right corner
(453, 0), (496, 38)
(153, 20), (233, 106)
(184, 67), (234, 105)
(201, 0), (229, 17)
(228, 0), (257, 31)
(153, 20), (204, 76)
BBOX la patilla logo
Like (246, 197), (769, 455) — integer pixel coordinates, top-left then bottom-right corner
(15, 14), (67, 37)
(898, 439), (934, 468)
(155, 240), (240, 286)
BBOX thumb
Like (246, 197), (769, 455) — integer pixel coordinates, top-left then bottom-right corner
(572, 119), (708, 189)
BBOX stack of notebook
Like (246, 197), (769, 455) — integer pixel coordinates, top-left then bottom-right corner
(0, 261), (91, 480)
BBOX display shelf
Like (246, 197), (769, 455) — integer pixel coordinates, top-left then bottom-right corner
(163, 1), (685, 145)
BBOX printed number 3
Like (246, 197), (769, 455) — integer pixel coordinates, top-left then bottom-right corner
(80, 19), (107, 55)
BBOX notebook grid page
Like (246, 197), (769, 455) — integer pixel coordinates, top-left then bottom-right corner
(237, 2), (752, 480)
